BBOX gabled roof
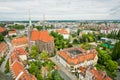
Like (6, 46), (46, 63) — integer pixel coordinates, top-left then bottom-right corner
(0, 42), (8, 53)
(89, 68), (112, 80)
(31, 29), (54, 42)
(0, 27), (5, 33)
(56, 28), (69, 34)
(31, 29), (39, 41)
(9, 47), (37, 80)
(15, 47), (27, 55)
(10, 52), (19, 64)
(11, 61), (25, 78)
(8, 30), (17, 35)
(11, 37), (28, 45)
(11, 61), (36, 80)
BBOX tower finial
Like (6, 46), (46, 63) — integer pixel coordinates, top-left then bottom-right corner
(29, 10), (32, 27)
(42, 14), (45, 30)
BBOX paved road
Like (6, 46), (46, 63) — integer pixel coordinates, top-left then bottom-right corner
(51, 56), (78, 80)
(58, 70), (71, 80)
(117, 71), (120, 80)
(117, 66), (120, 80)
(0, 37), (13, 73)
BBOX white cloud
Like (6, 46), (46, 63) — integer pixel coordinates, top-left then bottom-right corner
(0, 0), (120, 20)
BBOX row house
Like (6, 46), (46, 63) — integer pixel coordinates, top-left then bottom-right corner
(9, 47), (36, 80)
(0, 42), (9, 58)
(8, 29), (17, 36)
(11, 37), (28, 48)
(78, 67), (112, 80)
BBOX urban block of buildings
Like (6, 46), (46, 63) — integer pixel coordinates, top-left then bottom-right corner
(57, 47), (112, 80)
(9, 47), (36, 80)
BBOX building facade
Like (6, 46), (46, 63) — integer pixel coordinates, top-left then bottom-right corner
(0, 42), (9, 58)
(31, 29), (54, 54)
(57, 47), (98, 72)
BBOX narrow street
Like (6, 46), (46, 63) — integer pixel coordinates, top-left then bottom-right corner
(117, 66), (120, 80)
(0, 37), (13, 73)
(117, 71), (120, 80)
(51, 56), (78, 80)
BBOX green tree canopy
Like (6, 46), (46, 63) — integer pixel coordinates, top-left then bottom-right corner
(0, 34), (4, 42)
(30, 45), (39, 59)
(112, 41), (120, 60)
(40, 51), (49, 60)
(29, 62), (38, 75)
(106, 60), (118, 72)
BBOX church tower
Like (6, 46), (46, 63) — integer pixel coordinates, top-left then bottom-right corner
(28, 10), (32, 53)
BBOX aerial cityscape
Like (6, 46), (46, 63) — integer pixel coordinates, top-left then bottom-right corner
(0, 0), (120, 80)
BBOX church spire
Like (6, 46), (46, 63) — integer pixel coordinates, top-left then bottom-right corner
(29, 10), (32, 27)
(28, 10), (32, 53)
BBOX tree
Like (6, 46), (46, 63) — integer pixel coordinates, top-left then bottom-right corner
(0, 34), (4, 42)
(52, 70), (63, 80)
(77, 29), (81, 35)
(50, 31), (69, 50)
(31, 45), (38, 52)
(40, 51), (49, 60)
(112, 41), (120, 60)
(97, 48), (111, 65)
(29, 62), (38, 75)
(30, 45), (39, 59)
(30, 50), (38, 59)
(106, 60), (118, 72)
(5, 60), (9, 73)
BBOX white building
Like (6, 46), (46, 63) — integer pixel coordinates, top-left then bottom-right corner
(56, 28), (70, 39)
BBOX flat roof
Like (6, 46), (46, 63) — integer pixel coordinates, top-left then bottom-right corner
(68, 49), (82, 56)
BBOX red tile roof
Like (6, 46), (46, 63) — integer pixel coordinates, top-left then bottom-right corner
(15, 47), (27, 55)
(0, 27), (5, 33)
(10, 52), (19, 64)
(0, 42), (8, 53)
(9, 46), (37, 80)
(89, 68), (112, 80)
(58, 48), (97, 65)
(8, 30), (16, 35)
(79, 66), (86, 74)
(31, 29), (39, 41)
(31, 30), (54, 42)
(11, 37), (28, 46)
(56, 28), (69, 34)
(11, 61), (25, 77)
(11, 61), (36, 80)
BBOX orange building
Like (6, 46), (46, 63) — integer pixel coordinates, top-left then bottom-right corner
(0, 42), (9, 58)
(9, 48), (37, 80)
(11, 37), (28, 48)
(57, 47), (98, 71)
(56, 28), (69, 39)
(0, 27), (6, 35)
(78, 67), (112, 80)
(10, 61), (36, 80)
(31, 29), (54, 54)
(8, 29), (17, 36)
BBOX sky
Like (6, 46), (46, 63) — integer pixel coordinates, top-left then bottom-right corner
(0, 0), (120, 21)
